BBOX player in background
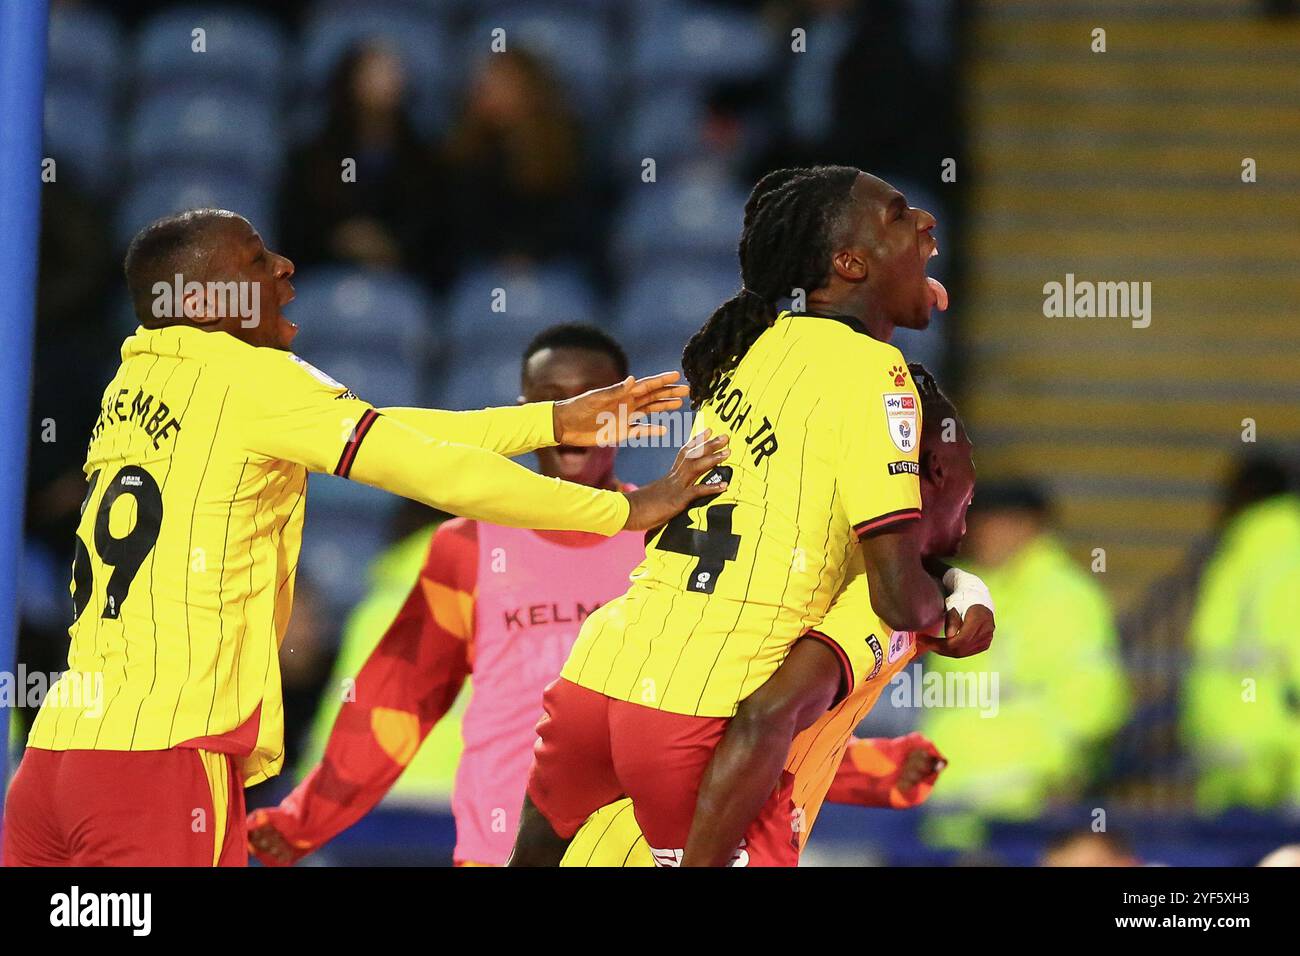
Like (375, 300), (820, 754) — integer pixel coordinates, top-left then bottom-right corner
(558, 364), (974, 867)
(246, 326), (946, 867)
(1, 210), (727, 867)
(680, 364), (990, 866)
(511, 167), (992, 867)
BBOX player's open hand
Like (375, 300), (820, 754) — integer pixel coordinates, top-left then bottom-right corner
(622, 429), (730, 531)
(551, 371), (689, 447)
(247, 807), (306, 866)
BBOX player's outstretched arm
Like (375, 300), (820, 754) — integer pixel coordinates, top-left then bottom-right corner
(824, 734), (946, 810)
(380, 402), (559, 459)
(379, 370), (689, 459)
(240, 356), (721, 533)
(348, 417), (729, 535)
(681, 638), (842, 867)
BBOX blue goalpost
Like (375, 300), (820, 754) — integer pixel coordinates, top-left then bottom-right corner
(0, 0), (49, 832)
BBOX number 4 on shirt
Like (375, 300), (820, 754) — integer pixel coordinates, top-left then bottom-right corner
(650, 466), (739, 594)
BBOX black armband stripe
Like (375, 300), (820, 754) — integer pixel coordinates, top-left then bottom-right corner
(334, 408), (380, 478)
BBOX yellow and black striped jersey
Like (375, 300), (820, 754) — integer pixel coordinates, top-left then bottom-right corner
(562, 311), (922, 717)
(27, 324), (629, 784)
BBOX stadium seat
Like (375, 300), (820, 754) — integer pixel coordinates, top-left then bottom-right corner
(434, 353), (527, 413)
(299, 2), (453, 140)
(134, 6), (287, 95)
(629, 2), (775, 88)
(298, 508), (393, 613)
(125, 91), (282, 185)
(46, 4), (122, 98)
(614, 262), (737, 357)
(114, 174), (275, 253)
(307, 472), (399, 528)
(288, 268), (438, 365)
(296, 347), (425, 412)
(612, 170), (748, 271)
(615, 91), (706, 172)
(43, 87), (117, 195)
(445, 262), (601, 356)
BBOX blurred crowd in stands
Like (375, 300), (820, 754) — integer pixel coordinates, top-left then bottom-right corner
(16, 0), (1300, 863)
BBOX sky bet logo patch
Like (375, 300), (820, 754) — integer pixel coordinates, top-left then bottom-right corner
(883, 393), (919, 452)
(888, 460), (919, 475)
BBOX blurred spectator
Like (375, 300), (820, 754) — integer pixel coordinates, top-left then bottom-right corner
(1181, 454), (1300, 813)
(763, 0), (962, 181)
(1041, 829), (1140, 867)
(827, 0), (960, 179)
(279, 42), (443, 282)
(768, 0), (858, 157)
(920, 481), (1130, 848)
(700, 80), (776, 182)
(441, 49), (598, 275)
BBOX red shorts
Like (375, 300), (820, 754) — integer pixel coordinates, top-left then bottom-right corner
(526, 678), (798, 867)
(2, 747), (246, 867)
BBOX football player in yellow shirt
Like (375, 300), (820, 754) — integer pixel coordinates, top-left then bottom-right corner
(559, 364), (982, 867)
(2, 209), (726, 867)
(511, 167), (990, 867)
(680, 364), (992, 866)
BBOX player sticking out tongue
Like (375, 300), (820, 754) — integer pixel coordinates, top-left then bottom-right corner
(926, 244), (949, 312)
(683, 165), (949, 410)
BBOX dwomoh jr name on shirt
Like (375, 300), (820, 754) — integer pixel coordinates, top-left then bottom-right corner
(709, 377), (780, 466)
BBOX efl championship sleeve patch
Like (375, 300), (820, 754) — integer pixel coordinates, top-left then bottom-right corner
(882, 393), (919, 453)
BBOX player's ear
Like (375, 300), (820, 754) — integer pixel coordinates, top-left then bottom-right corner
(182, 285), (221, 327)
(920, 447), (945, 488)
(830, 248), (867, 282)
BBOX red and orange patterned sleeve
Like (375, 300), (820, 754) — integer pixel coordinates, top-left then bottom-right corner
(249, 520), (479, 863)
(824, 733), (944, 810)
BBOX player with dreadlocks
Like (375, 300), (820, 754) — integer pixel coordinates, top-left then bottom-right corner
(510, 166), (994, 867)
(677, 362), (991, 866)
